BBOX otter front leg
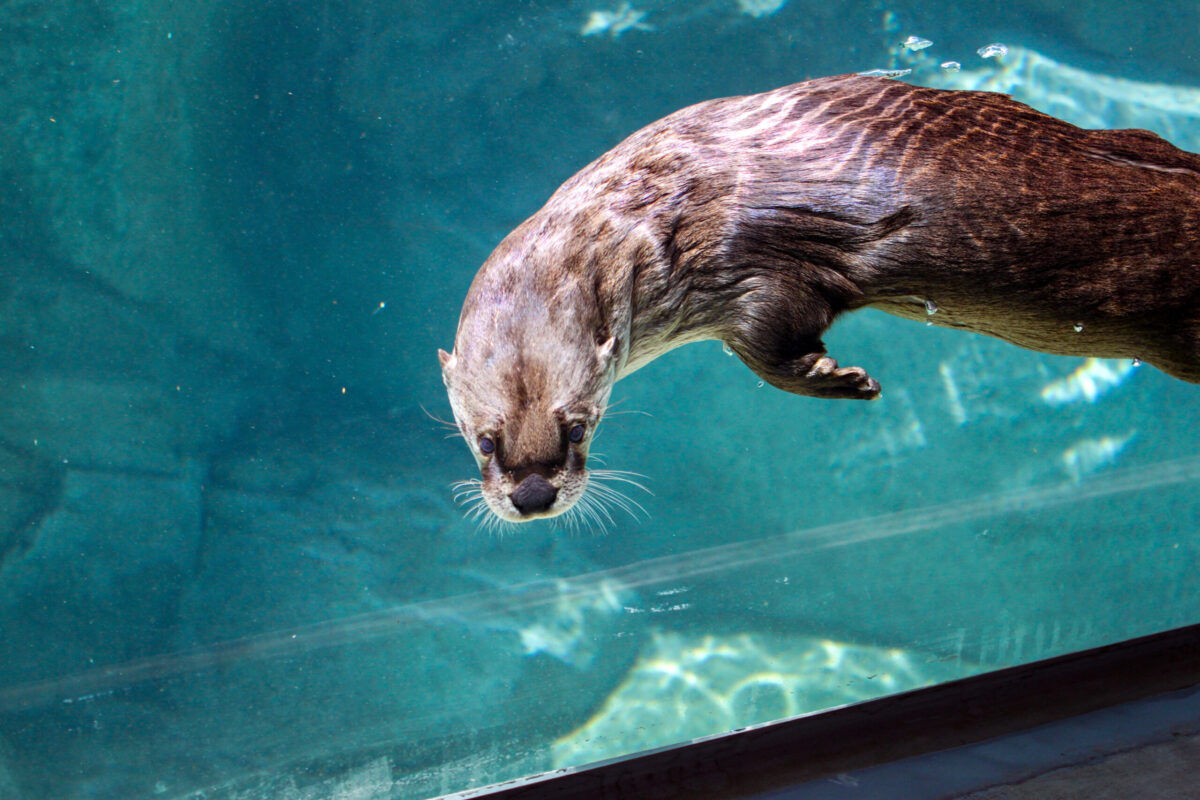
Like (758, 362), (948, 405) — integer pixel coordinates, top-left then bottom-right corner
(727, 313), (882, 400)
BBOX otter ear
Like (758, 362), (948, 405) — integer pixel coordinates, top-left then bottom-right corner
(438, 348), (456, 371)
(597, 336), (616, 368)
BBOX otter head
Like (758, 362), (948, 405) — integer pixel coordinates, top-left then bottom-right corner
(438, 257), (620, 523)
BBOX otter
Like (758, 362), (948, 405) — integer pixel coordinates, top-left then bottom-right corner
(438, 74), (1200, 523)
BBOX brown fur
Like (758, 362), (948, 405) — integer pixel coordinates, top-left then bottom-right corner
(441, 74), (1200, 521)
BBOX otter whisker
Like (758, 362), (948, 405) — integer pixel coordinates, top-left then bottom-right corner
(562, 500), (598, 534)
(577, 505), (598, 534)
(600, 409), (653, 419)
(588, 482), (647, 520)
(556, 489), (602, 534)
(585, 470), (649, 522)
(421, 404), (460, 433)
(451, 480), (499, 529)
(577, 492), (613, 533)
(591, 467), (650, 481)
(557, 505), (581, 534)
(599, 397), (654, 417)
(451, 478), (484, 504)
(583, 489), (617, 527)
(594, 487), (648, 519)
(480, 508), (516, 537)
(591, 483), (650, 509)
(452, 477), (553, 535)
(567, 494), (592, 529)
(600, 397), (627, 414)
(590, 469), (653, 496)
(464, 504), (496, 533)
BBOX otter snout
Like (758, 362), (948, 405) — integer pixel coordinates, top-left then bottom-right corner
(510, 474), (558, 516)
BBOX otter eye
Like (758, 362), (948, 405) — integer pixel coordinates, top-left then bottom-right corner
(478, 435), (495, 456)
(568, 424), (586, 444)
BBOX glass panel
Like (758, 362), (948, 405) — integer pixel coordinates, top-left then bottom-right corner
(2, 2), (1197, 798)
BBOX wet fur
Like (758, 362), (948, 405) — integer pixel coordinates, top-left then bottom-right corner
(442, 74), (1200, 521)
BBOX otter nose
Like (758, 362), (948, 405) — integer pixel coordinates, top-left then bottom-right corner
(510, 474), (558, 515)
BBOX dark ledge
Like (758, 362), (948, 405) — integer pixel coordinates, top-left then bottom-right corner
(446, 622), (1200, 799)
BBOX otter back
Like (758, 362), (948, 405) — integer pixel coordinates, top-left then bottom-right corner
(441, 74), (1200, 522)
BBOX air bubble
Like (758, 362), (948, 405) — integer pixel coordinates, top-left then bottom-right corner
(1073, 322), (1083, 333)
(858, 68), (912, 78)
(977, 43), (1009, 59)
(1132, 357), (1142, 367)
(902, 36), (933, 51)
(723, 342), (734, 356)
(940, 61), (962, 72)
(756, 380), (765, 388)
(924, 299), (938, 315)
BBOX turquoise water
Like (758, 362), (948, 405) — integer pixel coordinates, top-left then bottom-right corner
(1, 2), (1199, 798)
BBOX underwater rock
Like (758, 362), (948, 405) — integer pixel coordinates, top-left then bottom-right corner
(0, 443), (58, 564)
(552, 630), (975, 767)
(0, 256), (259, 469)
(0, 0), (269, 706)
(0, 464), (205, 686)
(4, 377), (197, 474)
(0, 735), (21, 800)
(4, 2), (260, 355)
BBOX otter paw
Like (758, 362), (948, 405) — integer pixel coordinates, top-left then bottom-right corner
(802, 356), (882, 400)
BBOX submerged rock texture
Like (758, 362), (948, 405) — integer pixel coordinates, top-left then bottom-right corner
(0, 1), (261, 687)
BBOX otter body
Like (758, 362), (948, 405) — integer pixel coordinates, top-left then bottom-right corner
(440, 74), (1200, 522)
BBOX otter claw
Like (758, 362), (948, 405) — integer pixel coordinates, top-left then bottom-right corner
(804, 356), (840, 378)
(801, 356), (881, 399)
